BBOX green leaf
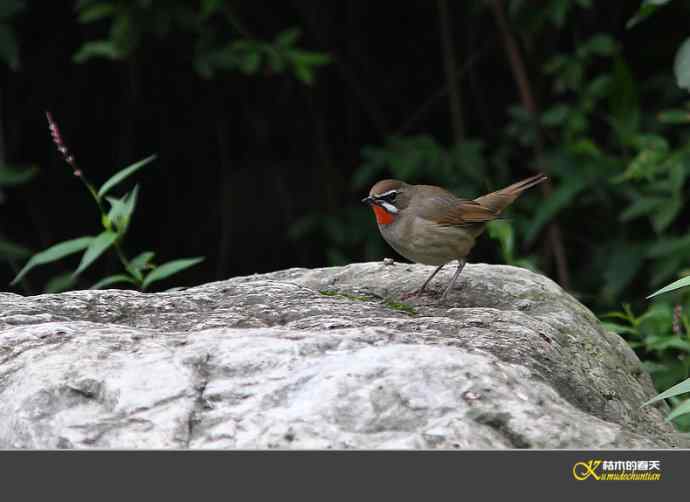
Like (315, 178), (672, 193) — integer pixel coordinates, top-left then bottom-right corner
(657, 109), (690, 124)
(637, 302), (673, 327)
(647, 234), (690, 257)
(238, 50), (260, 74)
(142, 257), (204, 290)
(626, 0), (672, 29)
(110, 14), (134, 56)
(105, 196), (127, 230)
(123, 183), (139, 219)
(619, 197), (664, 221)
(585, 75), (612, 99)
(74, 231), (118, 276)
(540, 104), (570, 126)
(78, 3), (116, 23)
(44, 272), (78, 293)
(568, 139), (601, 157)
(486, 220), (514, 263)
(290, 50), (332, 67)
(652, 195), (682, 233)
(91, 274), (138, 290)
(130, 251), (155, 272)
(643, 377), (690, 406)
(601, 243), (646, 301)
(547, 0), (569, 27)
(126, 250), (155, 282)
(601, 311), (635, 322)
(647, 275), (690, 299)
(126, 266), (143, 283)
(275, 28), (301, 47)
(641, 361), (669, 374)
(97, 154), (156, 198)
(645, 337), (690, 352)
(674, 37), (690, 92)
(106, 184), (139, 235)
(201, 0), (224, 17)
(608, 59), (640, 141)
(73, 40), (121, 63)
(266, 47), (287, 72)
(292, 62), (314, 85)
(666, 398), (690, 422)
(614, 135), (669, 181)
(0, 237), (31, 259)
(525, 176), (587, 243)
(11, 236), (94, 285)
(582, 34), (617, 57)
(0, 23), (19, 70)
(668, 159), (686, 193)
(0, 1), (25, 20)
(600, 322), (638, 335)
(0, 163), (38, 186)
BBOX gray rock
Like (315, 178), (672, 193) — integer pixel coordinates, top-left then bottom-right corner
(0, 262), (683, 448)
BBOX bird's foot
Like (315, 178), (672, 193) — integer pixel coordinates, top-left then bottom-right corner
(400, 288), (428, 300)
(399, 290), (419, 301)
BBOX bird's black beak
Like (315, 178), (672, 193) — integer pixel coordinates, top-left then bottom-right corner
(362, 196), (374, 205)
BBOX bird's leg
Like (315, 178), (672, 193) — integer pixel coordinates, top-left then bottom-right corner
(400, 264), (444, 300)
(439, 259), (466, 302)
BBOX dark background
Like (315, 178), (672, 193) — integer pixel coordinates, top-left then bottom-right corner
(0, 0), (687, 298)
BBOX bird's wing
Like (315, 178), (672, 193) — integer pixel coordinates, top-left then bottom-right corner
(415, 173), (547, 227)
(413, 185), (498, 227)
(434, 200), (499, 226)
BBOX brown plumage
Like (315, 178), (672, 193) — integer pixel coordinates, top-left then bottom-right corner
(362, 173), (548, 301)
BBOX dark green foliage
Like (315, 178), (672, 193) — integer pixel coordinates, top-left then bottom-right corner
(74, 1), (331, 84)
(605, 301), (690, 428)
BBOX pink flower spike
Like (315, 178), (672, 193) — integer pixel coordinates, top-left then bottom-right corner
(45, 111), (77, 168)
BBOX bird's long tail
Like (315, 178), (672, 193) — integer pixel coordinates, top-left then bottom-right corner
(473, 173), (548, 214)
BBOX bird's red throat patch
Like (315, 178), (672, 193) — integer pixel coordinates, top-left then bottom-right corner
(372, 205), (395, 225)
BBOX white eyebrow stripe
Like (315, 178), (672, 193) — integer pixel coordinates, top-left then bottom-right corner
(380, 201), (399, 213)
(375, 189), (398, 198)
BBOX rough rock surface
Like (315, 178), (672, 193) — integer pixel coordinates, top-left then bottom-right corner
(0, 261), (683, 448)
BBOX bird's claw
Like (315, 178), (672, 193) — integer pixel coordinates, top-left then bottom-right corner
(400, 289), (424, 300)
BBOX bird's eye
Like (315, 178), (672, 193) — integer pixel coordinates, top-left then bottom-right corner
(379, 191), (397, 203)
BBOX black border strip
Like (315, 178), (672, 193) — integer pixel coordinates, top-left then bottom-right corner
(0, 449), (686, 498)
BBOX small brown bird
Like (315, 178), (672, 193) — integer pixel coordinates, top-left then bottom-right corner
(362, 174), (547, 301)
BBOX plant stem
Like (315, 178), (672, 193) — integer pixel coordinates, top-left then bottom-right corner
(490, 0), (571, 289)
(75, 165), (138, 286)
(114, 241), (133, 274)
(437, 0), (465, 143)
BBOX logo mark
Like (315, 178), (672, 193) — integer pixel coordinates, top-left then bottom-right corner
(573, 460), (602, 481)
(572, 459), (661, 481)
